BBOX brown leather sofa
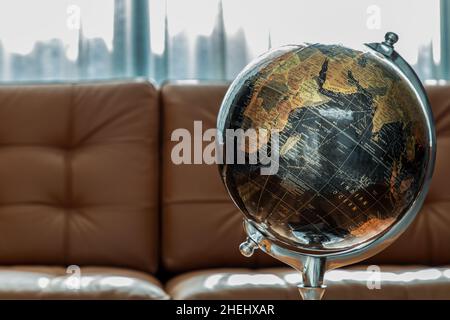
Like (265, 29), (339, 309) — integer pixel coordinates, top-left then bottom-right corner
(0, 80), (448, 299)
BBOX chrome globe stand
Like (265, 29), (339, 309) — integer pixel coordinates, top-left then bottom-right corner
(236, 32), (436, 300)
(298, 257), (326, 300)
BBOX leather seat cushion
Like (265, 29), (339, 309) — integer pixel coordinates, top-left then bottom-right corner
(0, 266), (168, 299)
(166, 265), (450, 300)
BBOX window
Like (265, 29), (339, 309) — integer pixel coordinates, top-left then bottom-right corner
(0, 0), (447, 83)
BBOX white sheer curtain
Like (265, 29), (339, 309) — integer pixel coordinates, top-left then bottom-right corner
(0, 0), (446, 83)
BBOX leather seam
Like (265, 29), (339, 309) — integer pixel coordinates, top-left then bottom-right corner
(63, 85), (75, 266)
(162, 199), (233, 205)
(0, 140), (146, 149)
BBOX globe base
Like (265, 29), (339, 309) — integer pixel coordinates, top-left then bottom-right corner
(300, 256), (326, 300)
(298, 285), (326, 300)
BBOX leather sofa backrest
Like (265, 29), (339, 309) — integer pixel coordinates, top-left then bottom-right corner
(0, 81), (160, 273)
(161, 82), (450, 272)
(161, 83), (279, 273)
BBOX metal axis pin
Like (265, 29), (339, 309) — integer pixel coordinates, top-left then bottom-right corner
(239, 237), (258, 257)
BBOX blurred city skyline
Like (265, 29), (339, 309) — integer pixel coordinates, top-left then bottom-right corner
(0, 0), (446, 83)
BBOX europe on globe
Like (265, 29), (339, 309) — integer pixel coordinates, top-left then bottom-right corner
(218, 39), (432, 253)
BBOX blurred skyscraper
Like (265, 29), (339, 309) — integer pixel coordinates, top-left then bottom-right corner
(113, 0), (128, 77)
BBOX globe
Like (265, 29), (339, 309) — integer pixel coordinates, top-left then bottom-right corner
(218, 39), (434, 254)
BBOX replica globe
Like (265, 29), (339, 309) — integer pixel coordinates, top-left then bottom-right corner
(218, 34), (435, 262)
